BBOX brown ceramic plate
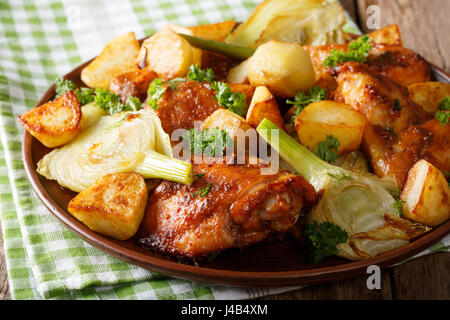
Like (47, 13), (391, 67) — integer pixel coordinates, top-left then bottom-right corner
(22, 53), (450, 287)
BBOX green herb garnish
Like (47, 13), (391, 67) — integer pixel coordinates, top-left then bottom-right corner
(385, 125), (398, 137)
(313, 135), (340, 163)
(187, 64), (215, 83)
(94, 89), (142, 115)
(194, 173), (205, 179)
(193, 182), (212, 198)
(181, 127), (233, 157)
(287, 86), (326, 123)
(147, 79), (166, 110)
(303, 221), (348, 265)
(324, 35), (372, 68)
(393, 99), (402, 112)
(435, 97), (449, 125)
(55, 77), (75, 97)
(211, 81), (247, 117)
(393, 199), (405, 216)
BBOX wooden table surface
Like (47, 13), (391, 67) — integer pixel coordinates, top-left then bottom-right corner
(0, 0), (449, 300)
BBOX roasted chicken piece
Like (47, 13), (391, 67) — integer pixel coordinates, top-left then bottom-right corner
(305, 42), (430, 92)
(137, 159), (316, 258)
(365, 44), (431, 87)
(334, 61), (432, 133)
(110, 67), (158, 103)
(148, 80), (254, 137)
(363, 119), (450, 188)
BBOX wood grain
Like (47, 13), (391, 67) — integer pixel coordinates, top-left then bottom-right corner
(357, 0), (450, 73)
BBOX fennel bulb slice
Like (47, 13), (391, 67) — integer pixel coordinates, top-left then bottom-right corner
(257, 119), (430, 261)
(37, 109), (175, 193)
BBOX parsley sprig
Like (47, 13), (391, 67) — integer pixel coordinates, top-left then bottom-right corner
(187, 64), (215, 83)
(324, 35), (372, 68)
(211, 81), (247, 117)
(54, 77), (142, 114)
(303, 221), (348, 265)
(147, 79), (166, 110)
(181, 127), (233, 157)
(287, 86), (326, 123)
(313, 135), (340, 163)
(435, 96), (449, 125)
(193, 182), (212, 198)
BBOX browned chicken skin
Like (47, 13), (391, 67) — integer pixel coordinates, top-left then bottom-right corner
(148, 80), (254, 137)
(137, 159), (316, 258)
(332, 61), (447, 188)
(110, 68), (158, 103)
(334, 61), (432, 133)
(364, 119), (450, 188)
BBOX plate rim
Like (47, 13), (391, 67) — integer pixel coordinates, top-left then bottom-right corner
(21, 57), (450, 288)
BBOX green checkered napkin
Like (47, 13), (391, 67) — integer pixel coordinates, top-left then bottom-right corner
(0, 0), (448, 300)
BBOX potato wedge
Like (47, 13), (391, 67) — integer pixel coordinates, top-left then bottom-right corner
(68, 172), (148, 240)
(401, 160), (450, 227)
(226, 59), (250, 84)
(247, 86), (285, 130)
(81, 32), (140, 89)
(368, 24), (402, 46)
(136, 26), (199, 80)
(247, 40), (315, 97)
(408, 82), (450, 112)
(188, 20), (236, 41)
(294, 101), (367, 154)
(18, 91), (82, 148)
(166, 25), (202, 67)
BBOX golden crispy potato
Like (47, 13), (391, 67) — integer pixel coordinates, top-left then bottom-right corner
(408, 82), (450, 112)
(81, 32), (140, 89)
(368, 24), (402, 46)
(18, 91), (82, 148)
(136, 26), (200, 80)
(294, 101), (367, 154)
(246, 86), (285, 130)
(166, 25), (202, 67)
(202, 108), (256, 150)
(226, 59), (250, 84)
(68, 172), (148, 240)
(401, 160), (450, 227)
(187, 20), (236, 41)
(247, 40), (315, 97)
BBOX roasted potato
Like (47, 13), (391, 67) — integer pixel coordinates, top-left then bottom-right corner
(408, 82), (450, 112)
(68, 172), (148, 240)
(294, 101), (367, 154)
(136, 26), (200, 80)
(246, 86), (285, 130)
(226, 59), (250, 84)
(401, 160), (450, 227)
(202, 108), (256, 150)
(18, 91), (82, 148)
(81, 32), (140, 89)
(368, 24), (402, 46)
(187, 20), (236, 41)
(247, 40), (315, 97)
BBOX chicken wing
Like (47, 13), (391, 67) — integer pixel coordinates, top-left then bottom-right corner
(137, 159), (316, 258)
(363, 119), (450, 188)
(334, 61), (432, 133)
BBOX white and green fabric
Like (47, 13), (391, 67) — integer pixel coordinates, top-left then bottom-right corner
(0, 0), (448, 300)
